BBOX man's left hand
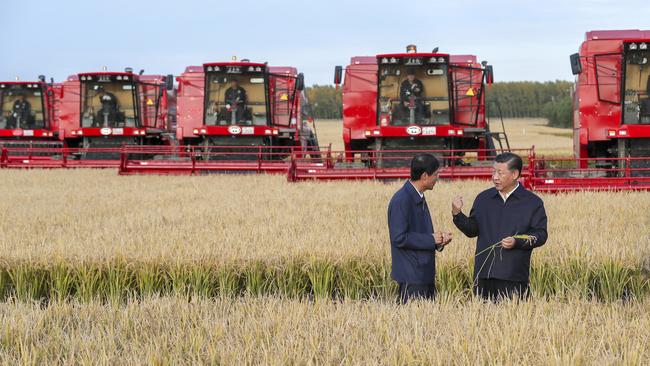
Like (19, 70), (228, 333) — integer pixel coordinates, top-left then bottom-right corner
(501, 236), (516, 249)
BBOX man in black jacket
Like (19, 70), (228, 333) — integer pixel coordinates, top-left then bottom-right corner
(8, 93), (31, 128)
(388, 153), (452, 303)
(452, 152), (548, 301)
(399, 68), (425, 123)
(224, 79), (247, 123)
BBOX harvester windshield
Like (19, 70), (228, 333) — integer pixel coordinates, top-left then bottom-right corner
(377, 56), (450, 126)
(622, 43), (650, 124)
(203, 65), (268, 126)
(0, 83), (47, 129)
(80, 75), (139, 128)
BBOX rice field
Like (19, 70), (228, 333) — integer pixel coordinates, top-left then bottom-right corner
(0, 168), (648, 301)
(1, 118), (648, 364)
(1, 296), (648, 365)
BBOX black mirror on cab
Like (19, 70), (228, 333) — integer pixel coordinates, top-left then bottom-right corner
(165, 74), (174, 90)
(334, 66), (343, 85)
(296, 73), (305, 91)
(485, 65), (494, 84)
(570, 53), (582, 75)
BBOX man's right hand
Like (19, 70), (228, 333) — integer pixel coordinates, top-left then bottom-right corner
(434, 232), (444, 245)
(452, 195), (463, 215)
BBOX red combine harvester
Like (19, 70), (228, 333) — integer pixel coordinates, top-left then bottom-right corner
(2, 68), (175, 168)
(55, 68), (174, 164)
(527, 30), (650, 192)
(288, 45), (515, 181)
(0, 77), (61, 166)
(119, 59), (318, 175)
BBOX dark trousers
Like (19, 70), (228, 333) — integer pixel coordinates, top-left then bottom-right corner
(475, 279), (529, 301)
(398, 282), (436, 303)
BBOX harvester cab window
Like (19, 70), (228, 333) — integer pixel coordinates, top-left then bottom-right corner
(0, 84), (46, 129)
(622, 42), (650, 124)
(377, 56), (450, 126)
(80, 75), (139, 128)
(204, 65), (268, 126)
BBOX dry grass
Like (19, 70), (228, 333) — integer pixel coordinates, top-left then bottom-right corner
(0, 170), (646, 267)
(1, 296), (648, 365)
(315, 118), (573, 156)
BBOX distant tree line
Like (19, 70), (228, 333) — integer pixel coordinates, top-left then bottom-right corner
(305, 85), (343, 119)
(305, 80), (574, 128)
(486, 81), (574, 128)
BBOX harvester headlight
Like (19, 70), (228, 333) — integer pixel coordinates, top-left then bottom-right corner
(200, 128), (207, 134)
(438, 57), (445, 63)
(214, 66), (220, 71)
(80, 76), (86, 81)
(71, 130), (77, 136)
(381, 58), (389, 64)
(390, 57), (397, 64)
(248, 66), (254, 71)
(428, 57), (438, 63)
(123, 76), (129, 81)
(193, 128), (199, 134)
(207, 66), (213, 71)
(608, 129), (616, 137)
(641, 43), (648, 50)
(629, 43), (638, 50)
(77, 130), (83, 136)
(365, 130), (371, 136)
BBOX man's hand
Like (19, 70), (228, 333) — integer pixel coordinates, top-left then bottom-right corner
(441, 232), (453, 246)
(452, 196), (463, 215)
(501, 236), (516, 249)
(434, 232), (444, 245)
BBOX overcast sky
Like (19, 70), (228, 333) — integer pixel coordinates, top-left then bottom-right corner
(1, 0), (649, 85)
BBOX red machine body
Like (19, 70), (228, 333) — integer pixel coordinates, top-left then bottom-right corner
(338, 48), (496, 162)
(571, 30), (650, 163)
(525, 30), (650, 192)
(0, 80), (58, 141)
(57, 71), (174, 153)
(175, 61), (314, 151)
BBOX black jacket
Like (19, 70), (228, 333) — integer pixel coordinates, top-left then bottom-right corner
(225, 87), (247, 107)
(453, 184), (548, 283)
(400, 79), (424, 102)
(388, 181), (439, 284)
(99, 92), (118, 112)
(12, 100), (31, 120)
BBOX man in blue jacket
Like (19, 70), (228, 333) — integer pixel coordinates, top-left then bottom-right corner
(452, 152), (548, 301)
(388, 153), (452, 303)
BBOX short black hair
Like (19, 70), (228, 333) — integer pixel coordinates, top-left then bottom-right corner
(410, 153), (440, 181)
(495, 152), (523, 177)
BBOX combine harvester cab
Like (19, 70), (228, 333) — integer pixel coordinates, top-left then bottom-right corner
(120, 59), (318, 175)
(289, 44), (523, 181)
(528, 30), (650, 192)
(53, 68), (174, 167)
(0, 77), (62, 167)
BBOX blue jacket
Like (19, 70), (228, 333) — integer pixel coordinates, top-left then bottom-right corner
(453, 184), (548, 283)
(388, 181), (438, 284)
